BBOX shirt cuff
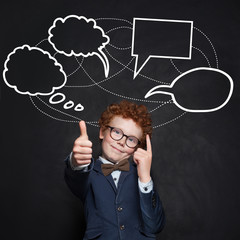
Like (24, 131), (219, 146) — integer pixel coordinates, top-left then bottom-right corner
(69, 152), (90, 171)
(138, 178), (153, 193)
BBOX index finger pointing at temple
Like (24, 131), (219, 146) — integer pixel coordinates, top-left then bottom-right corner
(79, 121), (88, 139)
(146, 134), (152, 153)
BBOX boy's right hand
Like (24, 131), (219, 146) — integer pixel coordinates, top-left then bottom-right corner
(72, 121), (92, 167)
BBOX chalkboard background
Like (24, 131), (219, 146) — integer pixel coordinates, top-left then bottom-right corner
(1, 0), (240, 240)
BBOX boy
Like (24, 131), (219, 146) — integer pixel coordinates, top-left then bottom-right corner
(65, 100), (165, 239)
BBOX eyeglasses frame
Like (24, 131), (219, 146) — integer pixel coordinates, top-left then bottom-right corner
(107, 126), (141, 148)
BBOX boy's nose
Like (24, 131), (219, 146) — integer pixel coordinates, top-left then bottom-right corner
(117, 136), (127, 146)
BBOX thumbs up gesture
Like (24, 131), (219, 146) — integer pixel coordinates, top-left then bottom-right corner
(72, 121), (92, 167)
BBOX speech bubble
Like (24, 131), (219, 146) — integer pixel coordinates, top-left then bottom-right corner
(48, 15), (110, 78)
(145, 67), (234, 113)
(131, 18), (193, 79)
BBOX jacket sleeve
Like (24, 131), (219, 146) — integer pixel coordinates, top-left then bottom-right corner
(64, 155), (94, 202)
(139, 183), (166, 236)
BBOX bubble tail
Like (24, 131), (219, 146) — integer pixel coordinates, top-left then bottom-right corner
(133, 55), (149, 79)
(96, 48), (109, 78)
(145, 84), (173, 98)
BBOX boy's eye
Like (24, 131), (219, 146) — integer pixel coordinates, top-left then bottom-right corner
(128, 137), (137, 143)
(113, 129), (121, 135)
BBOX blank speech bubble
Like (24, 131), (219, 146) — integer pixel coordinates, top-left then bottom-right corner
(131, 18), (193, 79)
(145, 67), (234, 113)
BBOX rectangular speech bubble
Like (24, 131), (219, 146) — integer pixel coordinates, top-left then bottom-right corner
(131, 18), (193, 78)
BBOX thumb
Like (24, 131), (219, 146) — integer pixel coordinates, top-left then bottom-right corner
(79, 121), (88, 139)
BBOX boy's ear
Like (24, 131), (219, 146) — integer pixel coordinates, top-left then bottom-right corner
(99, 127), (104, 140)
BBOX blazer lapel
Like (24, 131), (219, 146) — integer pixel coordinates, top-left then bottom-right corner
(117, 160), (133, 190)
(93, 159), (117, 193)
(106, 174), (117, 193)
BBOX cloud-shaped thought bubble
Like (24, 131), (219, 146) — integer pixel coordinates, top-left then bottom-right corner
(3, 45), (67, 96)
(48, 15), (110, 78)
(145, 67), (234, 113)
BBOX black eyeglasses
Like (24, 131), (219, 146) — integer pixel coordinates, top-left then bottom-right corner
(107, 126), (140, 148)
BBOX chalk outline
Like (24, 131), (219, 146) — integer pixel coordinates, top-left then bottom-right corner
(49, 92), (84, 111)
(48, 15), (110, 78)
(16, 18), (231, 125)
(3, 44), (67, 96)
(145, 67), (234, 113)
(131, 18), (193, 79)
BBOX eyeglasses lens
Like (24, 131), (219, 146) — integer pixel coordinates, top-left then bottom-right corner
(110, 127), (138, 148)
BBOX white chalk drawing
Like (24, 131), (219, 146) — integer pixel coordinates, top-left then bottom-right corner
(2, 16), (234, 128)
(63, 101), (74, 109)
(131, 18), (193, 79)
(3, 45), (67, 96)
(49, 92), (66, 104)
(145, 67), (234, 113)
(74, 103), (85, 112)
(48, 15), (110, 78)
(49, 92), (84, 111)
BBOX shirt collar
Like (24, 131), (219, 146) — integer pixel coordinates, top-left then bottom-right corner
(99, 156), (114, 165)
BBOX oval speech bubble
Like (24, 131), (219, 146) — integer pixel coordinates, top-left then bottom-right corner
(145, 67), (234, 113)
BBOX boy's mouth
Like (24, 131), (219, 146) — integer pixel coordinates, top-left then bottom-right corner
(111, 145), (124, 153)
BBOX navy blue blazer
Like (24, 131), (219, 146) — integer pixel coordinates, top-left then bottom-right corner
(65, 157), (165, 240)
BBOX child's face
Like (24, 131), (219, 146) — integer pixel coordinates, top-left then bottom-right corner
(99, 116), (143, 163)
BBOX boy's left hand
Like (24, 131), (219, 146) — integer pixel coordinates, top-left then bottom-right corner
(133, 134), (152, 183)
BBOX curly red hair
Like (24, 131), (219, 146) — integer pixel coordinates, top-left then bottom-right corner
(98, 100), (152, 148)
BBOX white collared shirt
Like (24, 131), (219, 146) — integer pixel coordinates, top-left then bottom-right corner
(69, 153), (153, 193)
